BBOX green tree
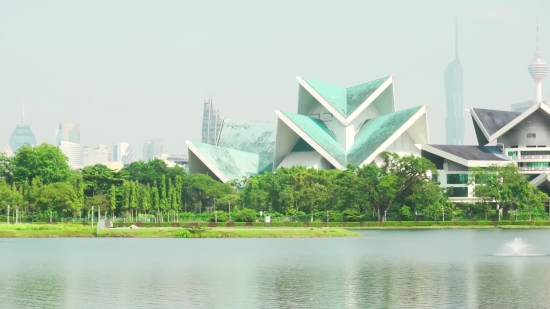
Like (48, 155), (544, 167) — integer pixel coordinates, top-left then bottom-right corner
(11, 143), (71, 185)
(108, 184), (117, 219)
(35, 183), (79, 222)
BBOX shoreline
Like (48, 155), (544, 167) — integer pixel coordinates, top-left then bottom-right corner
(1, 224), (550, 238)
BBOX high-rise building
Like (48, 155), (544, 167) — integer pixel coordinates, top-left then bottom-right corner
(444, 18), (464, 145)
(113, 142), (133, 164)
(8, 108), (37, 152)
(201, 96), (224, 145)
(2, 145), (14, 157)
(55, 123), (80, 146)
(528, 21), (548, 103)
(86, 144), (110, 166)
(59, 141), (84, 170)
(143, 139), (163, 161)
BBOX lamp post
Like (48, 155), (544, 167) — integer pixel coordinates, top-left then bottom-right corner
(7, 205), (9, 224)
(214, 198), (217, 223)
(92, 206), (94, 228)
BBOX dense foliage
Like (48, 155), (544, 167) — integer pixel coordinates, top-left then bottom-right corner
(0, 144), (548, 222)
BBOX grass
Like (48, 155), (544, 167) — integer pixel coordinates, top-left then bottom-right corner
(99, 227), (360, 238)
(0, 223), (359, 238)
(0, 223), (95, 237)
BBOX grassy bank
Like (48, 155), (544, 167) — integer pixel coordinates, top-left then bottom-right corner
(348, 225), (550, 230)
(0, 223), (359, 238)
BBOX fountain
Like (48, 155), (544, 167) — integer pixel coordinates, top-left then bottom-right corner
(493, 237), (545, 257)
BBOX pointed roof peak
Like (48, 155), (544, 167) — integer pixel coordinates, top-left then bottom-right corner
(299, 76), (393, 119)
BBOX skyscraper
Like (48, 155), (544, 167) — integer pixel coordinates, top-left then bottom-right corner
(8, 107), (37, 152)
(142, 139), (163, 161)
(528, 21), (548, 103)
(201, 96), (223, 145)
(59, 141), (84, 170)
(444, 18), (464, 145)
(113, 142), (133, 164)
(55, 123), (80, 146)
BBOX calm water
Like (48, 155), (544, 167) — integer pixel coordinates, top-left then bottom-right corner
(1, 229), (550, 308)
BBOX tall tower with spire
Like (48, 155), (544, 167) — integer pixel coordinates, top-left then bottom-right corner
(444, 17), (464, 145)
(528, 21), (548, 103)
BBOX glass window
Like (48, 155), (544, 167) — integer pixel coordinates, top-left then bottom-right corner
(527, 133), (536, 138)
(507, 151), (516, 157)
(447, 174), (469, 184)
(449, 187), (468, 197)
(431, 175), (439, 183)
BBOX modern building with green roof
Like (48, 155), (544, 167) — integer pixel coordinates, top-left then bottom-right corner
(186, 75), (429, 182)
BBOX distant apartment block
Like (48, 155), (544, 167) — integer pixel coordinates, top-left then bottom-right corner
(201, 96), (223, 145)
(113, 142), (133, 164)
(85, 144), (110, 166)
(55, 123), (80, 146)
(59, 141), (84, 170)
(143, 139), (163, 161)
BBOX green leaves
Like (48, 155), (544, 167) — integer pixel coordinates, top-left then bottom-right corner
(11, 143), (71, 185)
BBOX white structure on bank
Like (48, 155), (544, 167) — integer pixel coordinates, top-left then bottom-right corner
(186, 75), (430, 182)
(59, 141), (84, 170)
(421, 103), (550, 201)
(274, 76), (429, 170)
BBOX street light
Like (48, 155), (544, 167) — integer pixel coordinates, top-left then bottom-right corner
(214, 198), (217, 223)
(92, 206), (94, 228)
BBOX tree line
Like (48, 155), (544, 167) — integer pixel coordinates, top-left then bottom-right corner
(0, 143), (548, 223)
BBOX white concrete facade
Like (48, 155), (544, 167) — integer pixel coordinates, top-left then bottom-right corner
(59, 141), (84, 170)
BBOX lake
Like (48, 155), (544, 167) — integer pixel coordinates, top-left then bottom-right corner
(1, 229), (550, 308)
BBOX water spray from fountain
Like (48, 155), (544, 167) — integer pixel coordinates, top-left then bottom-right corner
(493, 237), (545, 257)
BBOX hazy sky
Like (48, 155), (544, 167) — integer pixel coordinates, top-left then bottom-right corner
(1, 0), (549, 160)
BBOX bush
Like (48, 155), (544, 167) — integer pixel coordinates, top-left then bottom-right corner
(342, 209), (361, 222)
(533, 220), (549, 226)
(210, 211), (228, 222)
(400, 221), (415, 227)
(234, 208), (257, 222)
(476, 220), (493, 226)
(175, 229), (192, 238)
(514, 220), (532, 226)
(439, 221), (454, 226)
(456, 220), (472, 226)
(497, 220), (511, 226)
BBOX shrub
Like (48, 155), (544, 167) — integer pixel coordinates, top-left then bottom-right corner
(439, 221), (454, 226)
(400, 221), (415, 227)
(234, 208), (257, 222)
(497, 220), (511, 226)
(342, 209), (361, 222)
(416, 221), (435, 226)
(533, 220), (549, 226)
(175, 229), (192, 238)
(476, 220), (493, 226)
(456, 220), (472, 226)
(210, 211), (228, 222)
(514, 220), (532, 226)
(382, 221), (398, 227)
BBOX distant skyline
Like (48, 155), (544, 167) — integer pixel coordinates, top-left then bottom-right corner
(0, 0), (549, 159)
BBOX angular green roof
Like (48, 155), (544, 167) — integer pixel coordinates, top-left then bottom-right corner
(302, 76), (391, 118)
(281, 111), (346, 166)
(347, 106), (423, 166)
(189, 141), (259, 181)
(217, 119), (276, 173)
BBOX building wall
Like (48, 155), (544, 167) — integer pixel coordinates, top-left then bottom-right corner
(498, 112), (550, 147)
(56, 124), (80, 146)
(87, 145), (110, 166)
(59, 141), (84, 170)
(143, 139), (163, 161)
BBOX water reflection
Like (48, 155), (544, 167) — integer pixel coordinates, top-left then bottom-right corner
(1, 230), (550, 308)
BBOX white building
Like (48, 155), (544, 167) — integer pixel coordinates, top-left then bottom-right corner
(59, 141), (84, 170)
(143, 139), (163, 162)
(113, 142), (133, 164)
(55, 123), (80, 146)
(85, 144), (110, 166)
